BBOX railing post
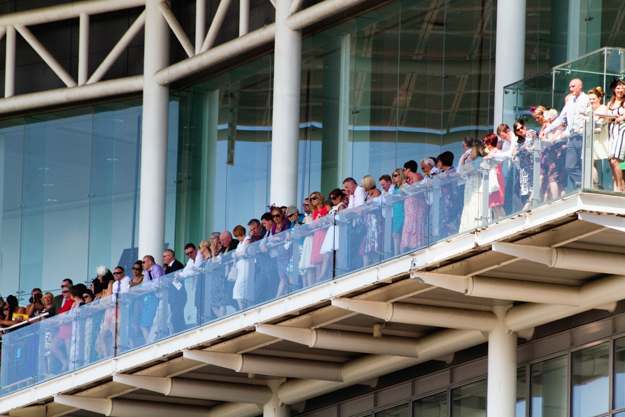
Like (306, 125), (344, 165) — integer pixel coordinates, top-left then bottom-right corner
(582, 108), (595, 190)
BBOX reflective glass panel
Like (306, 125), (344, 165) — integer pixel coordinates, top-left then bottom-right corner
(413, 391), (447, 417)
(572, 342), (609, 417)
(613, 337), (625, 410)
(451, 379), (486, 417)
(531, 355), (567, 417)
(517, 367), (527, 417)
(376, 403), (409, 417)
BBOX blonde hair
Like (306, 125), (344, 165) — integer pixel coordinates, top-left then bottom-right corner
(361, 174), (376, 191)
(391, 168), (405, 187)
(532, 105), (546, 117)
(309, 191), (326, 209)
(199, 239), (210, 250)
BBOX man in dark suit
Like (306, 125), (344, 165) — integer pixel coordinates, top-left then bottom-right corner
(162, 249), (187, 333)
(47, 278), (73, 317)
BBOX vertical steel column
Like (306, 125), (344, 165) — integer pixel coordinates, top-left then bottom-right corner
(270, 0), (301, 207)
(138, 0), (170, 259)
(240, 0), (249, 36)
(493, 0), (526, 128)
(264, 380), (290, 417)
(78, 13), (90, 85)
(5, 26), (15, 98)
(487, 305), (517, 417)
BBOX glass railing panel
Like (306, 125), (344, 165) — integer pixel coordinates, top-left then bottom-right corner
(69, 296), (116, 371)
(0, 321), (39, 395)
(429, 171), (464, 242)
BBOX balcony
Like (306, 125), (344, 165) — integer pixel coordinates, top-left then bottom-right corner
(3, 48), (625, 416)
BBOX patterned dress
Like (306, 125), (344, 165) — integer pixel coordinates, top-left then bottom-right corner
(400, 187), (427, 250)
(516, 129), (538, 197)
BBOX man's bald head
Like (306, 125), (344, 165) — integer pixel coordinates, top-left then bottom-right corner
(569, 78), (583, 98)
(220, 231), (233, 247)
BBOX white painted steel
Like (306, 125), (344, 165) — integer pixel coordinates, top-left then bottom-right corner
(78, 13), (90, 85)
(331, 298), (498, 332)
(492, 241), (625, 275)
(113, 374), (273, 404)
(207, 403), (262, 417)
(240, 0), (250, 36)
(413, 272), (581, 306)
(158, 2), (195, 58)
(88, 11), (146, 84)
(183, 350), (343, 381)
(277, 329), (488, 404)
(270, 0), (301, 207)
(15, 25), (77, 87)
(0, 0), (146, 27)
(195, 0), (206, 54)
(493, 0), (526, 128)
(5, 26), (16, 98)
(578, 211), (625, 233)
(155, 23), (276, 85)
(256, 324), (420, 358)
(288, 0), (305, 14)
(286, 0), (369, 30)
(264, 380), (290, 417)
(0, 76), (143, 114)
(54, 395), (210, 417)
(506, 274), (625, 331)
(138, 0), (170, 260)
(201, 0), (234, 53)
(487, 306), (517, 417)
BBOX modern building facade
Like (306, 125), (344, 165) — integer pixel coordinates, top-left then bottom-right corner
(1, 0), (625, 417)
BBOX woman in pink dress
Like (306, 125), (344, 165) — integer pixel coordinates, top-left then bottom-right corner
(309, 191), (331, 283)
(483, 133), (506, 220)
(400, 162), (426, 252)
(50, 288), (74, 372)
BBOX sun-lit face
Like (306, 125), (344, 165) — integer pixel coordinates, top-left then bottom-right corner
(614, 83), (625, 99)
(588, 93), (599, 108)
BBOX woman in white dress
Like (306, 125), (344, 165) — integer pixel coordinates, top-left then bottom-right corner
(608, 79), (625, 192)
(318, 189), (346, 280)
(587, 87), (609, 187)
(232, 225), (254, 310)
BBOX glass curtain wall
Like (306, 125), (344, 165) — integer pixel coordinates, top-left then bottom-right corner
(525, 0), (625, 76)
(174, 0), (496, 249)
(0, 99), (179, 298)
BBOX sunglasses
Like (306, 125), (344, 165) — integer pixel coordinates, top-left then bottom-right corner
(62, 290), (69, 294)
(272, 214), (282, 218)
(185, 251), (193, 256)
(132, 267), (141, 271)
(310, 196), (318, 200)
(392, 174), (399, 178)
(113, 271), (123, 275)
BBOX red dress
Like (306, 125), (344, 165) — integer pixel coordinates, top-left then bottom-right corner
(489, 164), (505, 208)
(54, 299), (75, 340)
(310, 206), (329, 264)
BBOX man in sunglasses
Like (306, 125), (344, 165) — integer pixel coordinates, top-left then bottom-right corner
(47, 278), (73, 317)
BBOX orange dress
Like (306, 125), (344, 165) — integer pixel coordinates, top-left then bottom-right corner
(310, 206), (329, 264)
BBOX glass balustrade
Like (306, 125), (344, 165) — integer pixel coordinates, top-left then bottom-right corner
(3, 49), (621, 397)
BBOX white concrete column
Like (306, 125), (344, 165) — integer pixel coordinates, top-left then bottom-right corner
(264, 380), (290, 417)
(487, 305), (517, 417)
(270, 0), (301, 207)
(493, 0), (526, 129)
(138, 0), (170, 259)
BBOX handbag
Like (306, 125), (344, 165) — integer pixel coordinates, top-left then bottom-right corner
(227, 265), (238, 282)
(488, 167), (499, 193)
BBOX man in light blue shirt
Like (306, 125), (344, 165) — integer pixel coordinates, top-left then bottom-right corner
(541, 78), (589, 186)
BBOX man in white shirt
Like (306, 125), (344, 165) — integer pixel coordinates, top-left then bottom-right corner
(180, 243), (206, 277)
(343, 177), (367, 208)
(112, 266), (131, 300)
(378, 174), (395, 195)
(541, 78), (589, 185)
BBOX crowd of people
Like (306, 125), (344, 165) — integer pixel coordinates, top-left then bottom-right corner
(2, 76), (624, 382)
